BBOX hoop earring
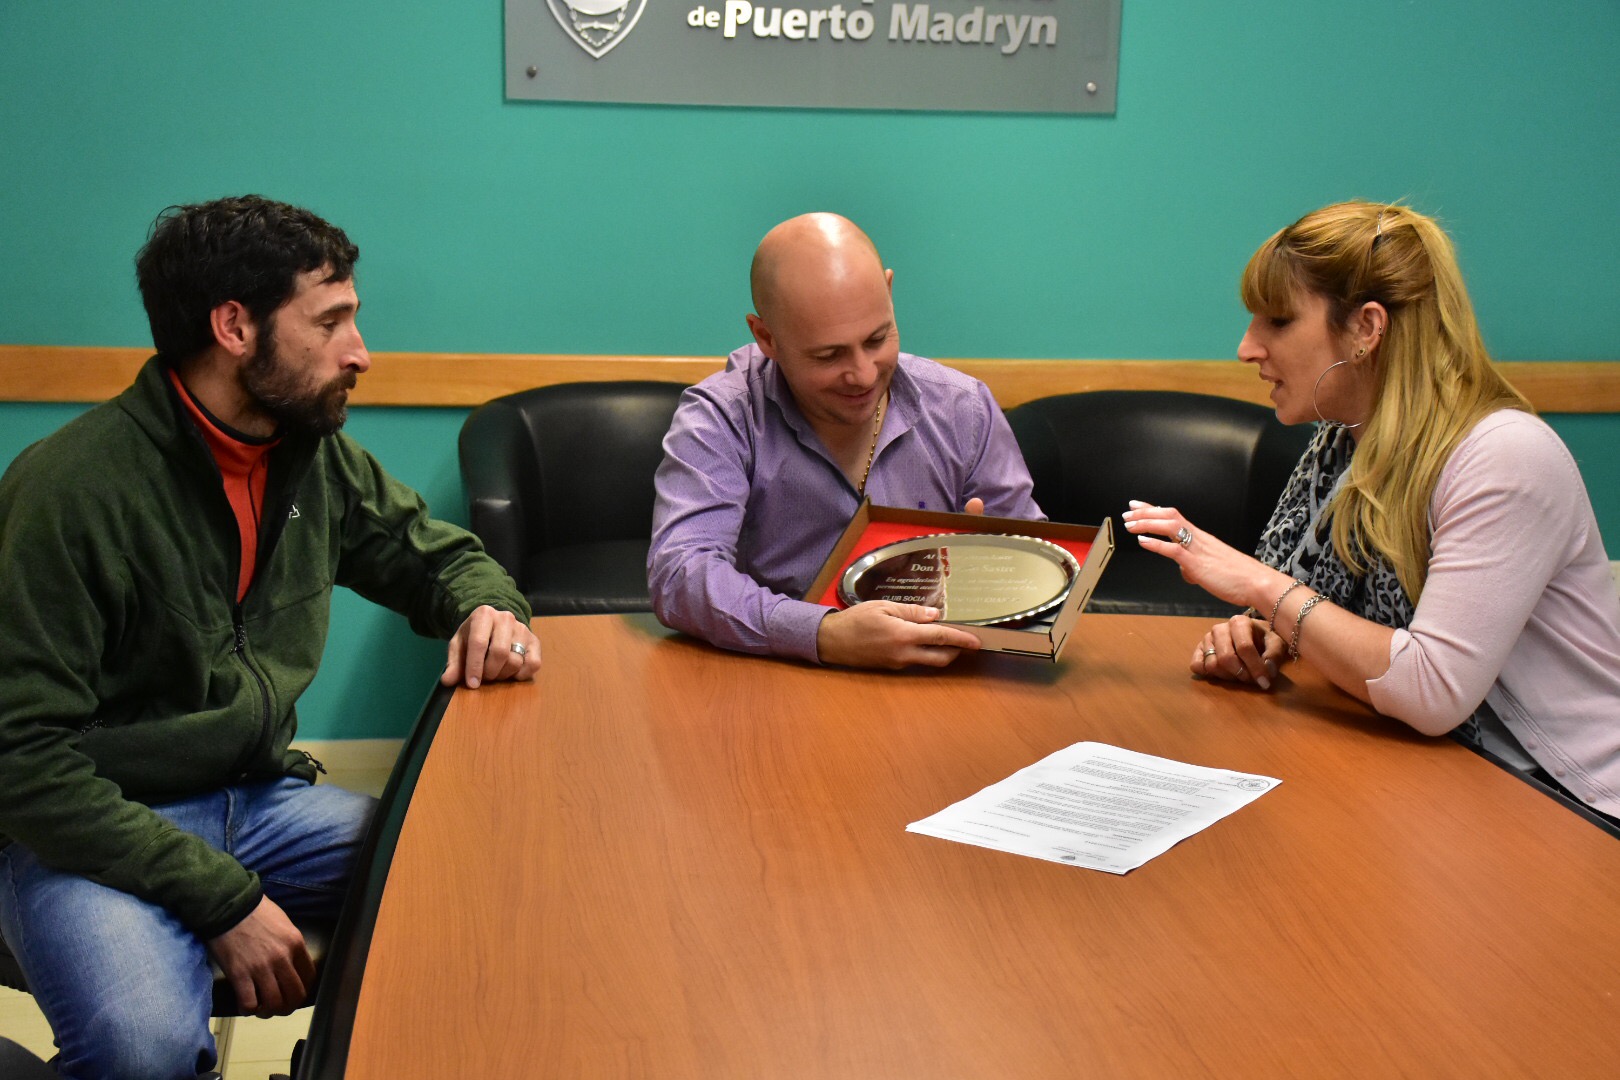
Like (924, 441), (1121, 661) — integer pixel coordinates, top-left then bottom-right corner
(1312, 358), (1365, 429)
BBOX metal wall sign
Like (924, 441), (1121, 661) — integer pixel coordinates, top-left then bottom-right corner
(506, 0), (1120, 114)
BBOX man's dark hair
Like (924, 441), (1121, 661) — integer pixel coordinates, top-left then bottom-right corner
(135, 195), (359, 361)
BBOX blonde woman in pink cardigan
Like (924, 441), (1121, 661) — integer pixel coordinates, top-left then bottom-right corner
(1125, 200), (1620, 823)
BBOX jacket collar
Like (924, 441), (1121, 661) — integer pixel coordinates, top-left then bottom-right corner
(116, 354), (322, 485)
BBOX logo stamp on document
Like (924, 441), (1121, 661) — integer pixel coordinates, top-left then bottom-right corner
(546, 0), (647, 58)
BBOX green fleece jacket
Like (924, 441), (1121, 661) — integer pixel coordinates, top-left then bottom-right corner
(0, 357), (529, 937)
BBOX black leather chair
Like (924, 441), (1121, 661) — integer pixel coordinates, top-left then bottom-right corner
(458, 381), (689, 616)
(1007, 390), (1312, 617)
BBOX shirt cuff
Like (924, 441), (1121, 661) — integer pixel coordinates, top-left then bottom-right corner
(1364, 628), (1411, 714)
(191, 877), (266, 941)
(766, 598), (833, 663)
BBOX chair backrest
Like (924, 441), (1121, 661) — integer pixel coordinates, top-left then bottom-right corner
(1007, 390), (1312, 616)
(458, 381), (688, 585)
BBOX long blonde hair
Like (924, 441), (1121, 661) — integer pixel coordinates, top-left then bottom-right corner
(1241, 201), (1531, 601)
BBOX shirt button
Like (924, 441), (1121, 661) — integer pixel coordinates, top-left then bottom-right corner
(1553, 767), (1567, 778)
(1524, 740), (1538, 751)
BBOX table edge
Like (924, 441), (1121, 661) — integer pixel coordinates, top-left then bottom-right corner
(1463, 740), (1620, 839)
(295, 680), (457, 1079)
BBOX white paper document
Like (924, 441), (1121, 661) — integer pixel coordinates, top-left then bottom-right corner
(907, 742), (1280, 874)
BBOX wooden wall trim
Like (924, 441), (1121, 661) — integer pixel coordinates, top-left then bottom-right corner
(3, 344), (1618, 413)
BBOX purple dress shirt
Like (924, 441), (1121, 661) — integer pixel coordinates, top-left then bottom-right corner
(648, 345), (1043, 662)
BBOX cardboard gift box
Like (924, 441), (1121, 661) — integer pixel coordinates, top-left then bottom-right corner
(803, 501), (1114, 661)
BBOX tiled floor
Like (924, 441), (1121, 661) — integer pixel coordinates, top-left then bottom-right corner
(0, 740), (400, 1076)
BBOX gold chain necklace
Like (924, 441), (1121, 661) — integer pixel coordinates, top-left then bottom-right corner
(857, 393), (887, 496)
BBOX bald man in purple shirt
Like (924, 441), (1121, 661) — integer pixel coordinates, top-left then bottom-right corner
(648, 213), (1043, 669)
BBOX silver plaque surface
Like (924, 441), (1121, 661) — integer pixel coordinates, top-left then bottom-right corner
(838, 533), (1078, 625)
(506, 0), (1121, 115)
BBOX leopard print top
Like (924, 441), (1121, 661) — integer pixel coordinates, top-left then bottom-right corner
(1255, 423), (1494, 745)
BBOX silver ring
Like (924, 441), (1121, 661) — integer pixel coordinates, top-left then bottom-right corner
(1176, 527), (1193, 548)
(1203, 648), (1217, 659)
(510, 642), (527, 657)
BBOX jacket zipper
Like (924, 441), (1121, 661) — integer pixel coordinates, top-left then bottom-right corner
(232, 602), (274, 778)
(171, 372), (308, 781)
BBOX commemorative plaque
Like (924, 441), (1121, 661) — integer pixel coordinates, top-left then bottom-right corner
(837, 533), (1079, 626)
(805, 502), (1115, 661)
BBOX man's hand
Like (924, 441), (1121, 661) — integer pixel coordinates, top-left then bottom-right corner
(816, 601), (982, 669)
(206, 895), (313, 1018)
(441, 605), (542, 688)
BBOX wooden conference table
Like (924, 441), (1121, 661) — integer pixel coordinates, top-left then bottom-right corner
(303, 613), (1620, 1079)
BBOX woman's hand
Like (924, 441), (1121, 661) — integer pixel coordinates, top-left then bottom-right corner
(1121, 500), (1277, 610)
(1193, 614), (1286, 689)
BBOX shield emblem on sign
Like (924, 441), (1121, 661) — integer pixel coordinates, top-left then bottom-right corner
(545, 0), (648, 59)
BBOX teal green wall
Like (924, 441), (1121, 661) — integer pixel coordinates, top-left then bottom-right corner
(3, 1), (1617, 738)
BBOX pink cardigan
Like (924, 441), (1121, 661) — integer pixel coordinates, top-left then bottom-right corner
(1367, 410), (1620, 817)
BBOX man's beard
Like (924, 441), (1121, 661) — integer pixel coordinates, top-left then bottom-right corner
(243, 325), (355, 437)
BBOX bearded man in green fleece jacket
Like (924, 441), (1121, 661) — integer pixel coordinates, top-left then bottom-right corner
(0, 195), (539, 1080)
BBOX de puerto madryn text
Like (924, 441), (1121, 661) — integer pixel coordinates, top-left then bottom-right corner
(687, 2), (1060, 55)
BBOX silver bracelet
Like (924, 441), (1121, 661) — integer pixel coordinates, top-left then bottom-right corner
(1268, 580), (1305, 630)
(1290, 593), (1326, 660)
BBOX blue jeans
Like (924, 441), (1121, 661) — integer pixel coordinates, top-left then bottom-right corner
(0, 777), (375, 1080)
